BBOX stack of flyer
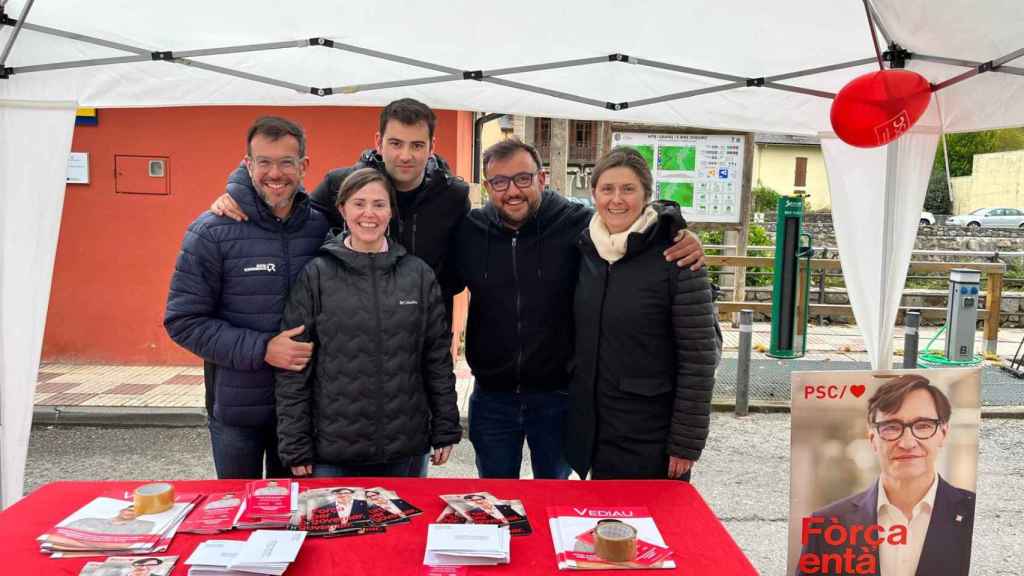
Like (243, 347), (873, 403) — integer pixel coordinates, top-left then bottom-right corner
(180, 492), (245, 534)
(78, 555), (178, 575)
(235, 481), (298, 529)
(37, 493), (199, 557)
(185, 530), (306, 575)
(547, 506), (676, 570)
(437, 492), (532, 536)
(423, 524), (510, 566)
(289, 485), (420, 536)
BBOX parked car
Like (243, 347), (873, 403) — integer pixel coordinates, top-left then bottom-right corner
(920, 211), (936, 225)
(945, 207), (1024, 228)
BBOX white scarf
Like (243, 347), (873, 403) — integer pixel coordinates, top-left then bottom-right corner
(588, 206), (659, 264)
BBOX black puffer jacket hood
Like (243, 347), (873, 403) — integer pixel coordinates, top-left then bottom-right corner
(275, 231), (461, 467)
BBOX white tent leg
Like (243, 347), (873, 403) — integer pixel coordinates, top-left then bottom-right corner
(0, 99), (75, 509)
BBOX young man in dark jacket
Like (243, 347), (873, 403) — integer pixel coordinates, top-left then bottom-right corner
(452, 138), (706, 479)
(164, 116), (329, 479)
(212, 99), (470, 319)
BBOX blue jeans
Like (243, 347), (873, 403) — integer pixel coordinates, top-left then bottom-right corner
(468, 386), (571, 479)
(312, 454), (429, 478)
(208, 416), (287, 479)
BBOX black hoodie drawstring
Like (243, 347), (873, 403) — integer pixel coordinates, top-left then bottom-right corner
(536, 212), (544, 280)
(484, 223), (492, 281)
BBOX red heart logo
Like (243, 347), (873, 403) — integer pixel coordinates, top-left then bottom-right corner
(850, 385), (866, 398)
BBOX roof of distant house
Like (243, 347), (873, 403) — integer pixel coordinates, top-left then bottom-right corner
(754, 133), (820, 146)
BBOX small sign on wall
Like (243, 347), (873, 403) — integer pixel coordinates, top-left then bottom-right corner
(67, 152), (90, 184)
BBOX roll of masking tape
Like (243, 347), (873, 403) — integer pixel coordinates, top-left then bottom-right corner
(594, 520), (638, 562)
(133, 482), (175, 515)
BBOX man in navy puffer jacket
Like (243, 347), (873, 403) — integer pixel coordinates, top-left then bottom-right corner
(164, 116), (329, 479)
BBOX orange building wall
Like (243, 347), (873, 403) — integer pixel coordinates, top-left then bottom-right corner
(43, 106), (475, 365)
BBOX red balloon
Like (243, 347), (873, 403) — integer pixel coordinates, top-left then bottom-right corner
(830, 69), (932, 148)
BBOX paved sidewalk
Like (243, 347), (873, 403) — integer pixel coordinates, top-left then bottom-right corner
(33, 323), (1024, 423)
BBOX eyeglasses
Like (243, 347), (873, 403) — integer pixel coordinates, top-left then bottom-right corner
(872, 418), (943, 441)
(248, 156), (303, 174)
(486, 172), (536, 192)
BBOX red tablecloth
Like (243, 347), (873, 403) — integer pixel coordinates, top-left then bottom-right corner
(0, 478), (757, 575)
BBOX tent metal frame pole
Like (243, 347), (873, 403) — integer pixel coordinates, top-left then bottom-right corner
(632, 57), (746, 83)
(482, 77), (608, 109)
(179, 60), (312, 93)
(327, 41), (460, 74)
(764, 57), (877, 82)
(12, 54), (151, 74)
(0, 0), (34, 68)
(174, 40), (309, 59)
(19, 21), (150, 55)
(10, 16), (1014, 107)
(863, 0), (892, 46)
(762, 82), (835, 99)
(931, 45), (1024, 92)
(483, 56), (610, 78)
(625, 81), (746, 109)
(329, 73), (464, 94)
(913, 53), (1024, 77)
(862, 0), (885, 69)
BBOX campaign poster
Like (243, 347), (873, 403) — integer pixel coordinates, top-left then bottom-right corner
(788, 368), (980, 576)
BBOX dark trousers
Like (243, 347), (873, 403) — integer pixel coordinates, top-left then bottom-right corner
(312, 454), (430, 478)
(208, 416), (287, 479)
(468, 386), (572, 479)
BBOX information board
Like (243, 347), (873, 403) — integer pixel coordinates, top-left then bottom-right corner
(612, 132), (746, 223)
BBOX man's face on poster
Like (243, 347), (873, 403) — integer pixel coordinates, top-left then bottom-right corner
(869, 388), (948, 482)
(334, 490), (353, 506)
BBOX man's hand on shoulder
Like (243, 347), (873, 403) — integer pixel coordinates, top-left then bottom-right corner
(664, 229), (705, 271)
(211, 193), (247, 222)
(266, 325), (313, 371)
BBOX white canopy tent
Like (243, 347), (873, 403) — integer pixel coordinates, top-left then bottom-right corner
(1, 0), (1022, 506)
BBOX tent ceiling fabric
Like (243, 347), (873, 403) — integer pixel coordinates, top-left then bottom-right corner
(2, 0), (1022, 134)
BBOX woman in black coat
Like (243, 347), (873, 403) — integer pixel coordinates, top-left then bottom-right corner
(275, 168), (461, 478)
(567, 147), (720, 480)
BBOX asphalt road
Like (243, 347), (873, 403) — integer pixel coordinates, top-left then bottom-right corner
(23, 414), (1024, 575)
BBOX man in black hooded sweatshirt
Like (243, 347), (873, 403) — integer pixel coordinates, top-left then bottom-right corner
(452, 138), (705, 479)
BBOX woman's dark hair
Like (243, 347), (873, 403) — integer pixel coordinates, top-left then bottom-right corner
(591, 146), (654, 200)
(336, 167), (396, 210)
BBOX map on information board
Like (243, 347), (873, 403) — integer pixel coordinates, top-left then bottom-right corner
(612, 132), (745, 223)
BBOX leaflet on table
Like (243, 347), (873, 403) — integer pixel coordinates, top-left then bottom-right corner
(186, 531), (306, 576)
(180, 492), (244, 534)
(291, 486), (371, 536)
(246, 480), (296, 513)
(78, 555), (177, 575)
(437, 495), (532, 536)
(235, 480), (298, 529)
(423, 524), (510, 566)
(37, 494), (197, 553)
(547, 506), (675, 570)
(49, 510), (189, 558)
(365, 486), (421, 525)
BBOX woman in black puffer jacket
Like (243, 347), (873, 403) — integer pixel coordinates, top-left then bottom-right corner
(275, 168), (460, 478)
(567, 147), (721, 481)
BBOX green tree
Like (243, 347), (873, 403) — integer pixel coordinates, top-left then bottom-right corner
(752, 183), (780, 213)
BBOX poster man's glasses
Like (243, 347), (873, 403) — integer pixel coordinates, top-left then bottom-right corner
(872, 418), (943, 441)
